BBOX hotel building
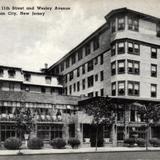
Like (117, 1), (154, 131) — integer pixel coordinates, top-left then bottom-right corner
(47, 8), (160, 146)
(1, 8), (160, 147)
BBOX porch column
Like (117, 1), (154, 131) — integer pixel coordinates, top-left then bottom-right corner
(63, 123), (69, 143)
(124, 110), (130, 139)
(112, 124), (117, 146)
(75, 114), (83, 145)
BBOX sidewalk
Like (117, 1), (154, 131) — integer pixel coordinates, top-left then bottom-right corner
(0, 147), (160, 156)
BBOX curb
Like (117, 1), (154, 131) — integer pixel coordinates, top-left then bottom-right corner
(0, 148), (160, 156)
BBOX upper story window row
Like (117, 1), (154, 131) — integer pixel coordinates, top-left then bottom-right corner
(64, 54), (104, 83)
(112, 80), (140, 97)
(111, 40), (140, 56)
(24, 73), (52, 84)
(0, 68), (16, 78)
(111, 59), (140, 76)
(58, 36), (100, 72)
(111, 16), (139, 33)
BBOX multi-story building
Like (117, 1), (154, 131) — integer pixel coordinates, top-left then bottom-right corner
(0, 65), (87, 143)
(48, 7), (160, 100)
(1, 8), (160, 147)
(47, 8), (160, 146)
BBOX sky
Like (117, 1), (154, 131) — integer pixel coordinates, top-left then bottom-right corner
(0, 0), (160, 71)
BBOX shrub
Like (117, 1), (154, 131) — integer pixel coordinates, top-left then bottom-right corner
(50, 138), (66, 149)
(136, 138), (145, 147)
(149, 138), (160, 147)
(27, 137), (44, 149)
(124, 138), (146, 147)
(4, 137), (22, 150)
(124, 138), (136, 147)
(68, 138), (80, 149)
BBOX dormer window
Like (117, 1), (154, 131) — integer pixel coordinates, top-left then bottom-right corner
(128, 17), (139, 31)
(118, 17), (125, 31)
(45, 76), (51, 84)
(24, 73), (31, 81)
(8, 69), (15, 78)
(0, 68), (4, 77)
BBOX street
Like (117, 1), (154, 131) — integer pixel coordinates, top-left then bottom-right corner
(0, 151), (160, 160)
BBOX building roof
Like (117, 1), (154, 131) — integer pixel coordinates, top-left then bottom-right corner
(0, 65), (22, 71)
(47, 8), (160, 72)
(105, 7), (160, 23)
(78, 96), (160, 106)
(47, 23), (108, 72)
(0, 91), (83, 105)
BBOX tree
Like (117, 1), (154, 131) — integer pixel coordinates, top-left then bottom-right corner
(134, 102), (160, 150)
(14, 107), (34, 140)
(82, 97), (115, 151)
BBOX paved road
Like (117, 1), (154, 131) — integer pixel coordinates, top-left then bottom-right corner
(0, 151), (160, 160)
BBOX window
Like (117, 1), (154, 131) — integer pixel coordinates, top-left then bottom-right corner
(127, 60), (140, 74)
(100, 88), (104, 96)
(95, 91), (98, 97)
(77, 67), (80, 77)
(128, 81), (140, 96)
(151, 48), (157, 59)
(66, 58), (70, 68)
(78, 49), (83, 61)
(118, 81), (125, 96)
(9, 83), (14, 91)
(112, 82), (116, 96)
(118, 60), (125, 74)
(103, 125), (111, 139)
(156, 23), (160, 37)
(64, 74), (67, 83)
(151, 64), (157, 77)
(0, 68), (3, 77)
(151, 84), (157, 97)
(82, 64), (85, 74)
(87, 60), (94, 72)
(111, 19), (116, 33)
(69, 71), (74, 81)
(100, 54), (104, 65)
(60, 62), (64, 72)
(130, 110), (135, 122)
(111, 61), (116, 75)
(93, 36), (99, 50)
(88, 75), (94, 88)
(94, 57), (98, 65)
(82, 79), (85, 90)
(117, 109), (124, 121)
(111, 44), (116, 56)
(117, 127), (124, 140)
(85, 43), (91, 56)
(118, 17), (125, 30)
(128, 17), (139, 31)
(45, 76), (51, 84)
(128, 42), (140, 55)
(88, 92), (93, 97)
(95, 74), (98, 81)
(69, 85), (72, 95)
(77, 81), (80, 92)
(41, 87), (46, 93)
(73, 83), (76, 92)
(118, 42), (125, 54)
(8, 69), (15, 78)
(71, 54), (76, 65)
(25, 86), (30, 92)
(100, 71), (104, 81)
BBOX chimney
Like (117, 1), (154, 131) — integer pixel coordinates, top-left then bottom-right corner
(44, 63), (48, 69)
